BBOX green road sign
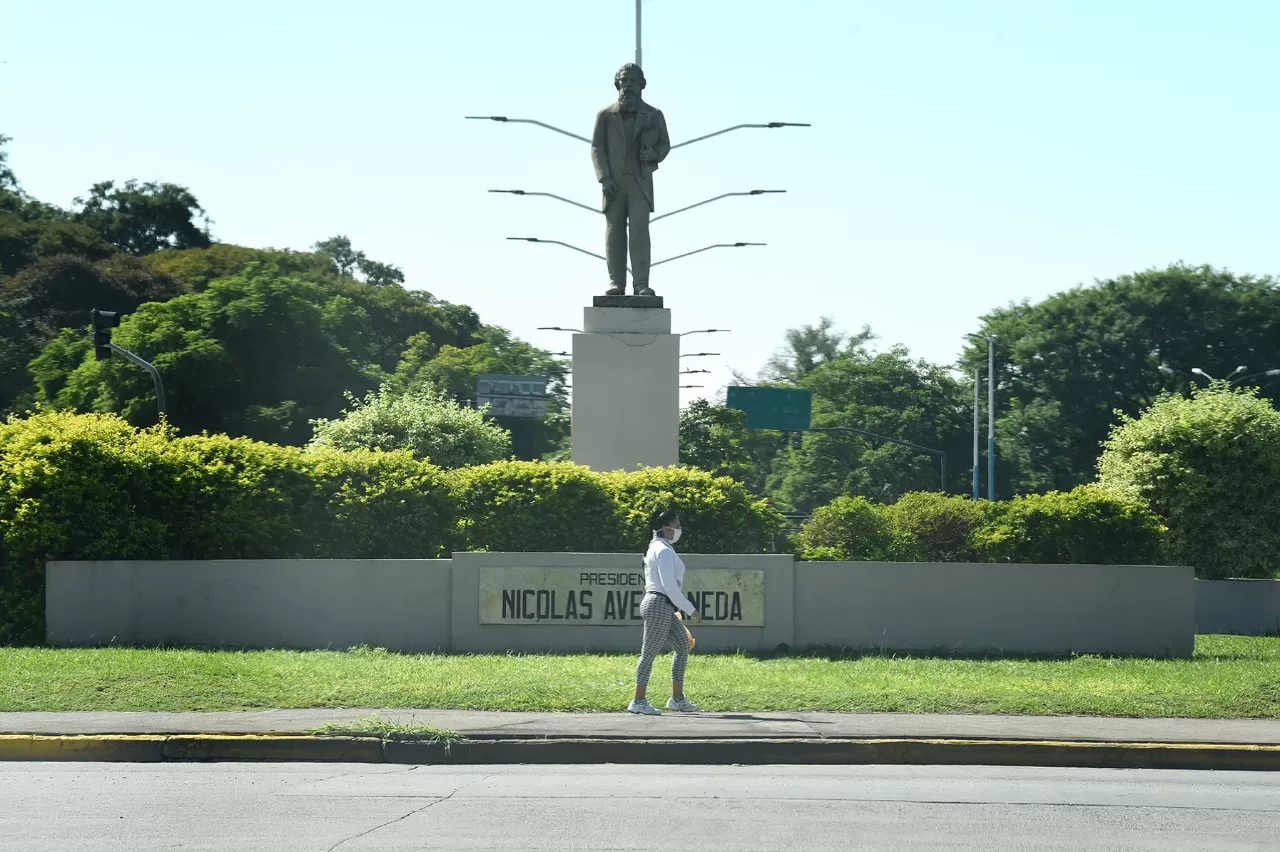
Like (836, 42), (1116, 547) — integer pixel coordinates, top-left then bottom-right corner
(726, 386), (812, 431)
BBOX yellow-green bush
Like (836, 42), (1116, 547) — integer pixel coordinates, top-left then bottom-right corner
(791, 496), (894, 561)
(976, 485), (1166, 565)
(447, 460), (626, 552)
(0, 412), (457, 644)
(0, 412), (174, 643)
(601, 466), (784, 554)
(794, 487), (1164, 564)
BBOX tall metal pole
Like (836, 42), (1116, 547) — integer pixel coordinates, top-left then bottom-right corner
(635, 0), (642, 66)
(972, 367), (980, 500)
(987, 337), (996, 501)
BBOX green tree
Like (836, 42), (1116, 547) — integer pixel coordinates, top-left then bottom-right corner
(393, 324), (568, 460)
(0, 255), (182, 415)
(758, 316), (875, 385)
(963, 264), (1280, 495)
(142, 243), (334, 292)
(308, 386), (511, 469)
(73, 180), (212, 255)
(146, 243), (482, 374)
(313, 234), (405, 286)
(768, 346), (969, 511)
(678, 399), (754, 483)
(1098, 384), (1280, 579)
(0, 134), (16, 191)
(30, 264), (379, 444)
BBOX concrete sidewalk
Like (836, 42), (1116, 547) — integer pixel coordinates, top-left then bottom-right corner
(3, 710), (1279, 770)
(3, 709), (1280, 745)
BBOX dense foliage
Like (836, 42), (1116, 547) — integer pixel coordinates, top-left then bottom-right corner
(1098, 385), (1280, 579)
(792, 487), (1164, 566)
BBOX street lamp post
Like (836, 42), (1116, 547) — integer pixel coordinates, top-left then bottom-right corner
(972, 367), (980, 500)
(809, 426), (947, 492)
(966, 334), (997, 501)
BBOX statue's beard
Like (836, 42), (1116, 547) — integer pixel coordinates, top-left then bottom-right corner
(618, 91), (639, 109)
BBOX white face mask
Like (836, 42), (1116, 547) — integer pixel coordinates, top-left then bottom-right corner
(667, 527), (682, 543)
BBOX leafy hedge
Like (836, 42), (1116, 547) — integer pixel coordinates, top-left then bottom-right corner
(1098, 386), (1280, 579)
(601, 466), (784, 554)
(794, 486), (1165, 565)
(0, 413), (781, 644)
(450, 461), (625, 553)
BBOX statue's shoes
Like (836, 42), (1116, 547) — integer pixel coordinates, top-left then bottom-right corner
(634, 287), (656, 296)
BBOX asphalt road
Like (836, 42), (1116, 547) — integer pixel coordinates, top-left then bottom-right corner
(2, 763), (1277, 851)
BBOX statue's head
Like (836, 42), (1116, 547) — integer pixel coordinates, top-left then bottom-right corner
(615, 63), (646, 108)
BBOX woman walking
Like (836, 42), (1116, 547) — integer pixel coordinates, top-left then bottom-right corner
(628, 507), (701, 715)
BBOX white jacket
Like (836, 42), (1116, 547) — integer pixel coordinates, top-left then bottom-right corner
(643, 534), (696, 616)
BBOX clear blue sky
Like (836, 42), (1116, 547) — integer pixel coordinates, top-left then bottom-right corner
(5, 0), (1278, 404)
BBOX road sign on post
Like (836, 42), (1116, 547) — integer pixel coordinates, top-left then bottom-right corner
(726, 386), (812, 431)
(476, 374), (549, 418)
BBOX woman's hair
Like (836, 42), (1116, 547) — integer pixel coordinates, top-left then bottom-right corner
(647, 506), (679, 534)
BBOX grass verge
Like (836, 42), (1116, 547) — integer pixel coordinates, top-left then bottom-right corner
(1, 636), (1277, 718)
(311, 713), (463, 744)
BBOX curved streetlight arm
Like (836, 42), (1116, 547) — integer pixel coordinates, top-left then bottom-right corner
(492, 189), (785, 224)
(510, 237), (762, 274)
(670, 122), (811, 150)
(490, 190), (599, 215)
(465, 116), (590, 144)
(468, 117), (809, 150)
(1232, 369), (1280, 386)
(506, 237), (609, 264)
(652, 190), (786, 223)
(652, 242), (765, 268)
(109, 344), (167, 417)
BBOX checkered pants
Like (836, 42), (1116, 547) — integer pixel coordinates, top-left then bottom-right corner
(635, 592), (690, 688)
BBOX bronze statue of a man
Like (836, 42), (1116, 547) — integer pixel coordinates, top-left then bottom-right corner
(591, 63), (670, 296)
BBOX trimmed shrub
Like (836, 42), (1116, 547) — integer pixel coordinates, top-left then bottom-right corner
(152, 432), (316, 560)
(448, 460), (626, 552)
(974, 485), (1166, 565)
(885, 492), (988, 562)
(304, 447), (455, 558)
(791, 496), (893, 561)
(1098, 386), (1280, 579)
(601, 466), (784, 554)
(308, 386), (512, 469)
(0, 411), (461, 644)
(0, 412), (175, 644)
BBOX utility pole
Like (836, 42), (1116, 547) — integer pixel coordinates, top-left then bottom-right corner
(987, 337), (996, 501)
(972, 367), (980, 500)
(635, 0), (642, 67)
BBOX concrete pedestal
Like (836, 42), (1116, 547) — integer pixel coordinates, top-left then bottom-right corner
(570, 304), (679, 472)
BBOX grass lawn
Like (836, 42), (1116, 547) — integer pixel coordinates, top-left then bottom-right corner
(1, 635), (1277, 718)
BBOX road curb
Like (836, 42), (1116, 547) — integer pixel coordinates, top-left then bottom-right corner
(2, 735), (1278, 770)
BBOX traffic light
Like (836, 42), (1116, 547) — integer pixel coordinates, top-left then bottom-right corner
(90, 309), (120, 360)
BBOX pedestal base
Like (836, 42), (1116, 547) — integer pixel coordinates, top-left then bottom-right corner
(570, 306), (679, 472)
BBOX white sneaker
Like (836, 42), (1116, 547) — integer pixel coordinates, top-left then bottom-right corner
(666, 696), (699, 712)
(627, 699), (661, 715)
